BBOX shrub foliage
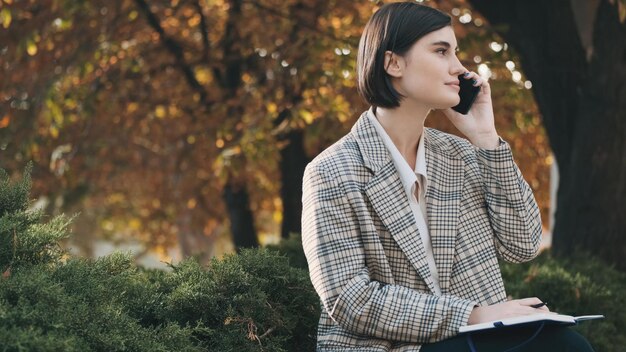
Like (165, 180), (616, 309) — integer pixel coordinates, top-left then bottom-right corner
(0, 166), (319, 351)
(500, 252), (626, 352)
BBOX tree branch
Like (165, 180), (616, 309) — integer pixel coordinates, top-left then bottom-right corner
(193, 0), (211, 63)
(133, 0), (212, 109)
(241, 0), (359, 47)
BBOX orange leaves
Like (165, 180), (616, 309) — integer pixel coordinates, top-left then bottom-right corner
(187, 14), (200, 27)
(545, 154), (554, 166)
(126, 102), (139, 114)
(0, 0), (555, 257)
(0, 115), (10, 128)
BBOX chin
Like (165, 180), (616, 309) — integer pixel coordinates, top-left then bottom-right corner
(435, 98), (460, 110)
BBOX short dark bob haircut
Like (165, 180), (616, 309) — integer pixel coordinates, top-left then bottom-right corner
(357, 2), (451, 109)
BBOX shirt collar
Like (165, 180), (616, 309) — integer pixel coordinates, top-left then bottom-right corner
(367, 107), (428, 194)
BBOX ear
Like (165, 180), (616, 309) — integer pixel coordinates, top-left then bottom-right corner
(383, 50), (404, 78)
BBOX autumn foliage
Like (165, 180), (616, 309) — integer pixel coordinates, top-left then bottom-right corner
(0, 0), (551, 257)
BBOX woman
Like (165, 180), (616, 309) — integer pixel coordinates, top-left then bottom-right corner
(301, 2), (595, 351)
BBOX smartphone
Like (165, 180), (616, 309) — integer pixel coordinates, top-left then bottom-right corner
(451, 74), (481, 115)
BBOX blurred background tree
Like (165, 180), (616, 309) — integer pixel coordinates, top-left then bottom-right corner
(468, 0), (626, 270)
(1, 0), (580, 265)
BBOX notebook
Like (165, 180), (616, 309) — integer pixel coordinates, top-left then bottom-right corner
(459, 313), (604, 333)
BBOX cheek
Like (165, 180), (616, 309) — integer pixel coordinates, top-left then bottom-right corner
(401, 76), (459, 107)
(399, 69), (433, 94)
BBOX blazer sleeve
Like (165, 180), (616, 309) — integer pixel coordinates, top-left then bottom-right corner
(301, 162), (476, 343)
(475, 139), (542, 263)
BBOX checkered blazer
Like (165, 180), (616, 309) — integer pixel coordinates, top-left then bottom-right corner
(301, 111), (542, 351)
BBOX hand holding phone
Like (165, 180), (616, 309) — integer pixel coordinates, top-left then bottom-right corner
(451, 73), (481, 115)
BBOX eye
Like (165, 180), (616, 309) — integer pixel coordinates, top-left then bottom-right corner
(436, 48), (447, 56)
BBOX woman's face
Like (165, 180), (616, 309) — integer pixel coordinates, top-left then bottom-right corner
(386, 26), (466, 109)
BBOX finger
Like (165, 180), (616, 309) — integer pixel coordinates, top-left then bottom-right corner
(464, 73), (491, 97)
(479, 80), (491, 95)
(462, 71), (479, 81)
(516, 297), (544, 306)
(461, 72), (482, 87)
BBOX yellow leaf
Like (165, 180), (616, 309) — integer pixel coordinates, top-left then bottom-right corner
(155, 105), (166, 118)
(129, 218), (141, 230)
(300, 109), (314, 124)
(27, 40), (37, 56)
(107, 193), (125, 204)
(195, 67), (211, 84)
(127, 102), (139, 113)
(273, 210), (283, 224)
(0, 8), (11, 29)
(266, 102), (277, 114)
(64, 99), (77, 109)
(168, 105), (180, 117)
(50, 125), (59, 138)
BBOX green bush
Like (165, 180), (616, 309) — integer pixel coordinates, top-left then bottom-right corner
(0, 166), (319, 352)
(501, 252), (626, 352)
(267, 234), (309, 270)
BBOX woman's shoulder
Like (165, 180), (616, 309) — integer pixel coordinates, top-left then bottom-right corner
(305, 133), (366, 179)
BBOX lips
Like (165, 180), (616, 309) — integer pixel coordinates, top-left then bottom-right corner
(445, 80), (460, 86)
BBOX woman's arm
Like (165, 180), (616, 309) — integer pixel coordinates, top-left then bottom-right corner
(302, 162), (476, 343)
(475, 140), (542, 262)
(443, 72), (542, 263)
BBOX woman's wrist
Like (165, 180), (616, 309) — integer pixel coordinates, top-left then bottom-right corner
(467, 306), (483, 325)
(469, 132), (500, 149)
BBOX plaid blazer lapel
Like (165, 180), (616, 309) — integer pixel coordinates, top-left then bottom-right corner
(352, 114), (438, 295)
(424, 129), (463, 294)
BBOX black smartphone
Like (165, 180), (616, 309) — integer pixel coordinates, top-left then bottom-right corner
(451, 74), (481, 115)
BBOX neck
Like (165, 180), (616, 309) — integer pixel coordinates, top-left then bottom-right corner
(374, 100), (430, 157)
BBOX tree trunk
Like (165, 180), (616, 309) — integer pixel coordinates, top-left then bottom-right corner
(468, 0), (626, 269)
(279, 130), (309, 239)
(223, 180), (258, 249)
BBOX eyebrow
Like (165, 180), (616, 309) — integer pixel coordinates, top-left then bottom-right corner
(431, 41), (459, 51)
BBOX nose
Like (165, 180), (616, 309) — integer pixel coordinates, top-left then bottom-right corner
(450, 54), (466, 76)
